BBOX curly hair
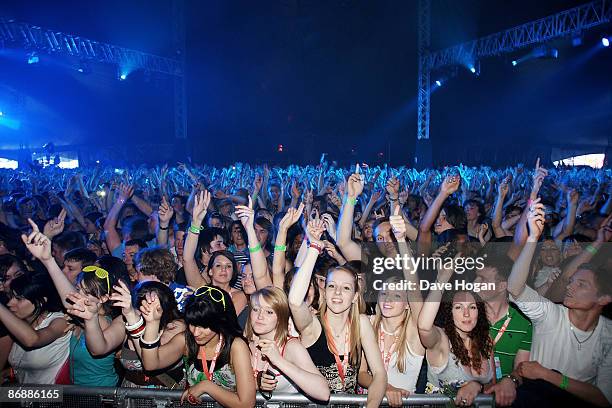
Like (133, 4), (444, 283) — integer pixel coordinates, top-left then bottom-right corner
(440, 290), (492, 373)
(134, 247), (177, 284)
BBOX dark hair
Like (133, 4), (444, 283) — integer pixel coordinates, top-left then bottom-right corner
(197, 227), (228, 255)
(125, 239), (148, 251)
(481, 251), (513, 281)
(207, 250), (239, 287)
(64, 248), (97, 267)
(0, 254), (27, 281)
(184, 286), (244, 368)
(85, 211), (103, 225)
(133, 281), (181, 329)
(440, 290), (492, 372)
(254, 217), (274, 251)
(442, 204), (467, 232)
(283, 267), (320, 308)
(171, 194), (188, 206)
(10, 274), (63, 320)
(52, 231), (86, 252)
(134, 247), (177, 284)
(463, 199), (486, 223)
(229, 221), (248, 247)
(96, 256), (130, 284)
(122, 216), (152, 242)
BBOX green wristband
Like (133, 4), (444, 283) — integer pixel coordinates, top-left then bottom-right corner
(189, 224), (203, 234)
(560, 374), (569, 390)
(585, 244), (598, 255)
(347, 197), (357, 206)
(249, 243), (262, 253)
(274, 244), (287, 252)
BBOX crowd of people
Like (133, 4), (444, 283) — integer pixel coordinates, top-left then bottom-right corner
(0, 158), (610, 407)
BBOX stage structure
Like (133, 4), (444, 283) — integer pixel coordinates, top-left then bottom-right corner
(416, 0), (612, 167)
(0, 8), (187, 141)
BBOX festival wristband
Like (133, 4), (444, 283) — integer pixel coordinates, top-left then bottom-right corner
(309, 242), (324, 254)
(249, 243), (262, 253)
(347, 197), (357, 206)
(585, 244), (598, 255)
(559, 374), (569, 390)
(274, 244), (287, 252)
(189, 224), (203, 234)
(125, 316), (144, 331)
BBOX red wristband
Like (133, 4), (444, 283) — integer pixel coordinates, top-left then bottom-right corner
(309, 242), (324, 254)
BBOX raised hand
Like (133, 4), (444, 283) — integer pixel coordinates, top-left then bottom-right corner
(65, 292), (100, 321)
(527, 198), (546, 240)
(321, 213), (337, 241)
(386, 176), (400, 199)
(306, 218), (326, 245)
(158, 196), (174, 226)
(43, 208), (67, 239)
(192, 189), (211, 225)
(139, 291), (163, 323)
(596, 213), (612, 243)
(531, 158), (548, 195)
(303, 188), (314, 205)
(21, 219), (52, 262)
(347, 173), (364, 198)
(389, 205), (406, 242)
(235, 196), (255, 229)
(398, 188), (409, 206)
(440, 175), (461, 196)
(253, 174), (263, 194)
(291, 180), (301, 200)
(278, 203), (304, 232)
(498, 177), (510, 197)
(110, 280), (138, 320)
(369, 190), (382, 204)
(118, 183), (134, 202)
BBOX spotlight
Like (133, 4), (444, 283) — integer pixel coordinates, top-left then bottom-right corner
(603, 37), (610, 47)
(120, 73), (127, 80)
(435, 80), (442, 86)
(0, 111), (3, 116)
(27, 52), (39, 64)
(512, 60), (517, 66)
(470, 67), (476, 73)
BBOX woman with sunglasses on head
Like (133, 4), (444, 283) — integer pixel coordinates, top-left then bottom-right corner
(0, 274), (71, 384)
(288, 218), (387, 408)
(20, 219), (119, 386)
(246, 287), (329, 401)
(358, 208), (425, 407)
(67, 280), (186, 389)
(138, 285), (256, 407)
(184, 191), (247, 315)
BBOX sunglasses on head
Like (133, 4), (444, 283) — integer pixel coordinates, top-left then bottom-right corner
(81, 266), (110, 294)
(194, 286), (226, 311)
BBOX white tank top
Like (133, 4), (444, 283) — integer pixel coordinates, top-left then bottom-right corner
(8, 312), (70, 384)
(386, 343), (424, 392)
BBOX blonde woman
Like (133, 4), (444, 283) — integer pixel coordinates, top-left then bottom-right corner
(246, 287), (329, 401)
(288, 217), (386, 408)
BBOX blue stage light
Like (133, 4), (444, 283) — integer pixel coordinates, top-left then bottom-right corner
(27, 52), (39, 64)
(470, 67), (476, 73)
(435, 80), (442, 86)
(120, 73), (127, 80)
(511, 60), (518, 66)
(603, 37), (610, 47)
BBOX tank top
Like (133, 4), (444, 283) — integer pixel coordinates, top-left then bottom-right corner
(185, 354), (237, 391)
(120, 341), (185, 388)
(306, 328), (358, 393)
(70, 319), (118, 386)
(426, 349), (493, 393)
(8, 312), (70, 384)
(385, 343), (424, 392)
(251, 338), (300, 394)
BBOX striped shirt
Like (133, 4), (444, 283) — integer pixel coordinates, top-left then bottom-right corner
(490, 303), (533, 378)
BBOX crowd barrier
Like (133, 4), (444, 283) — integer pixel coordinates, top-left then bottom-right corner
(0, 385), (495, 408)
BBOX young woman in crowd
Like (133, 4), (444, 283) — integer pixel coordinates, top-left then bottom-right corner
(246, 287), (329, 401)
(288, 218), (387, 408)
(138, 285), (256, 407)
(418, 255), (493, 407)
(66, 280), (186, 389)
(0, 274), (70, 384)
(20, 220), (119, 386)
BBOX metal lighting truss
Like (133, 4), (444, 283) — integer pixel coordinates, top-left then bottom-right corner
(0, 17), (183, 77)
(417, 0), (611, 142)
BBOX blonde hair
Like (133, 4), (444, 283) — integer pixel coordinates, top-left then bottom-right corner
(245, 287), (290, 347)
(319, 265), (363, 368)
(372, 276), (412, 373)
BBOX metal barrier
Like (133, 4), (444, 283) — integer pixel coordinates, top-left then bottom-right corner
(1, 385), (495, 408)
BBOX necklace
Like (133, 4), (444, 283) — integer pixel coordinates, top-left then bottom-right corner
(380, 324), (400, 336)
(570, 323), (597, 351)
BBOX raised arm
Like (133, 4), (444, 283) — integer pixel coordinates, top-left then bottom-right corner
(183, 190), (211, 288)
(507, 200), (545, 298)
(553, 189), (579, 242)
(492, 179), (509, 238)
(235, 196), (272, 289)
(336, 172), (364, 261)
(288, 219), (326, 346)
(272, 204), (304, 288)
(156, 196), (174, 247)
(417, 175), (460, 255)
(104, 183), (134, 253)
(21, 219), (77, 309)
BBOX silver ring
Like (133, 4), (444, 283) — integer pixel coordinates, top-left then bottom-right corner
(461, 398), (468, 406)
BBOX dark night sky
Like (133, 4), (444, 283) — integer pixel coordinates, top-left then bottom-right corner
(0, 0), (610, 166)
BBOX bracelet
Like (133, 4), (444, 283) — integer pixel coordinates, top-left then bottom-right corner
(158, 225), (169, 231)
(189, 224), (203, 235)
(128, 325), (146, 339)
(559, 374), (569, 390)
(585, 244), (598, 255)
(249, 243), (262, 253)
(125, 316), (144, 331)
(389, 196), (398, 202)
(274, 244), (287, 252)
(347, 197), (357, 206)
(503, 374), (520, 388)
(309, 242), (324, 254)
(139, 332), (163, 349)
